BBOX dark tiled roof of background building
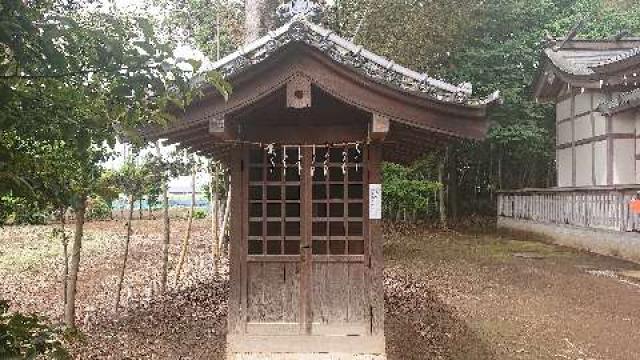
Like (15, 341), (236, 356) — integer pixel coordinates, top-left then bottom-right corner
(543, 39), (640, 77)
(598, 88), (640, 114)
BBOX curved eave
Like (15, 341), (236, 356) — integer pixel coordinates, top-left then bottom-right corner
(537, 48), (640, 100)
(141, 42), (501, 140)
(140, 42), (496, 165)
(591, 53), (640, 75)
(194, 42), (495, 119)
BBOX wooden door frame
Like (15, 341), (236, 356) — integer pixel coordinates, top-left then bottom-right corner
(300, 146), (313, 334)
(227, 143), (386, 355)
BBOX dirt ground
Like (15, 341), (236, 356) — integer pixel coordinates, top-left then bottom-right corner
(1, 218), (639, 359)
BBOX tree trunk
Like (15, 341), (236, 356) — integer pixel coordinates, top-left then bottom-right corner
(64, 194), (86, 328)
(139, 199), (143, 220)
(218, 182), (232, 258)
(175, 165), (197, 283)
(446, 145), (458, 220)
(158, 143), (170, 293)
(498, 151), (503, 190)
(115, 195), (135, 311)
(438, 155), (448, 229)
(210, 162), (219, 263)
(244, 0), (279, 43)
(60, 208), (69, 309)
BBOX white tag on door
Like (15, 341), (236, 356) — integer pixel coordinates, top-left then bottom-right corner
(369, 184), (382, 220)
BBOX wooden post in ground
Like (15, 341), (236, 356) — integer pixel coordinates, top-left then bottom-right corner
(64, 194), (87, 328)
(219, 179), (232, 258)
(175, 163), (197, 284)
(157, 142), (170, 293)
(211, 161), (219, 264)
(115, 194), (135, 311)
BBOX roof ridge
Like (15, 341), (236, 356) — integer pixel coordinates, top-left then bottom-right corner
(198, 16), (498, 106)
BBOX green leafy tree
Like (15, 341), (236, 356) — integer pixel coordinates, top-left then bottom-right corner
(382, 162), (442, 222)
(94, 170), (121, 220)
(112, 157), (153, 311)
(328, 0), (640, 217)
(1, 0), (230, 328)
(0, 300), (69, 359)
(154, 0), (245, 60)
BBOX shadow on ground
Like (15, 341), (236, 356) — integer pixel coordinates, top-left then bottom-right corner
(71, 270), (493, 359)
(385, 268), (495, 360)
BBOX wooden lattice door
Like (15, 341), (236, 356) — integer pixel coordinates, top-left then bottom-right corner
(244, 144), (370, 337)
(309, 146), (369, 335)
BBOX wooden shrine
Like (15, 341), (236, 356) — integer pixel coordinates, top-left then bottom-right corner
(142, 7), (497, 360)
(499, 33), (640, 262)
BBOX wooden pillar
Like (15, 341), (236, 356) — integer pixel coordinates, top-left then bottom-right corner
(300, 147), (313, 335)
(367, 143), (384, 336)
(244, 0), (280, 43)
(607, 114), (614, 185)
(228, 145), (245, 336)
(590, 91), (597, 186)
(570, 89), (577, 187)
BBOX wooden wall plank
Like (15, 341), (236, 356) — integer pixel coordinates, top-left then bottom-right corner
(283, 262), (300, 323)
(312, 262), (328, 325)
(262, 263), (285, 322)
(348, 263), (366, 323)
(326, 263), (349, 324)
(247, 263), (265, 323)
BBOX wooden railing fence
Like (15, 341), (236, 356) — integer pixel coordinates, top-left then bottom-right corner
(497, 186), (640, 232)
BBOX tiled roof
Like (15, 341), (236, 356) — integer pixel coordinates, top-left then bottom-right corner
(598, 88), (640, 114)
(544, 39), (640, 77)
(591, 47), (640, 70)
(202, 15), (499, 106)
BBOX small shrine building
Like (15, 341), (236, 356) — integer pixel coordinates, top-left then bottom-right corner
(142, 7), (497, 359)
(499, 35), (640, 263)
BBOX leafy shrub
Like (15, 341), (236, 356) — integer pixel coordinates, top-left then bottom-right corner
(382, 163), (442, 222)
(0, 300), (69, 359)
(86, 196), (112, 221)
(1, 195), (49, 225)
(192, 209), (207, 219)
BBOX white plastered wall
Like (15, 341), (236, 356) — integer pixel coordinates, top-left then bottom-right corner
(556, 96), (575, 187)
(574, 92), (592, 115)
(593, 113), (607, 136)
(594, 140), (608, 185)
(613, 138), (636, 184)
(611, 111), (636, 185)
(556, 97), (571, 122)
(556, 89), (639, 187)
(557, 121), (572, 145)
(575, 144), (593, 186)
(574, 114), (592, 142)
(637, 111), (640, 183)
(557, 148), (573, 187)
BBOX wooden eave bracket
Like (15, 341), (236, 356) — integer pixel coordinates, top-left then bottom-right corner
(287, 75), (312, 109)
(370, 113), (390, 142)
(209, 115), (236, 140)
